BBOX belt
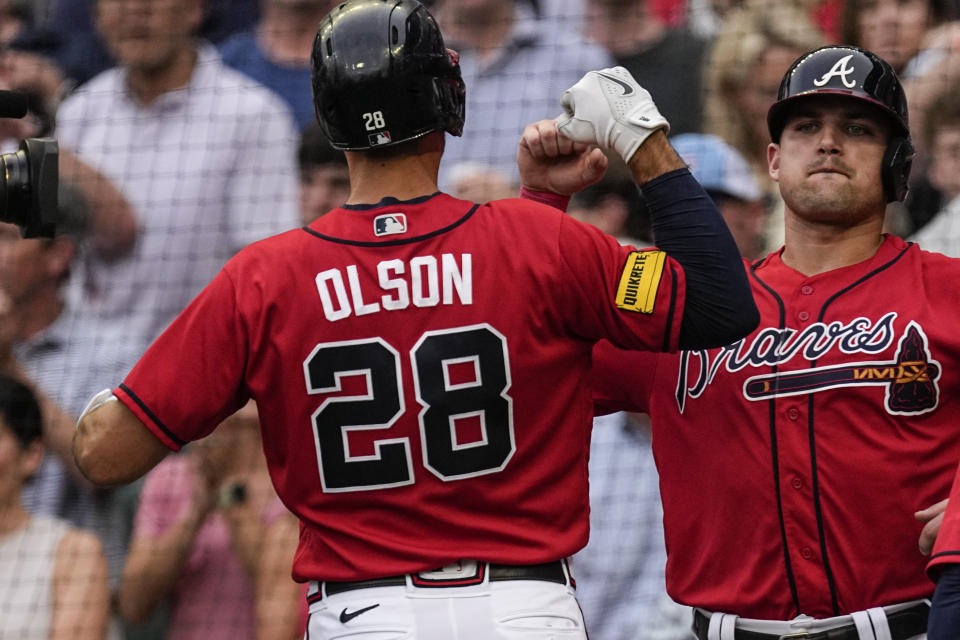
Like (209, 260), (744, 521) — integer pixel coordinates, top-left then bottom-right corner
(319, 560), (570, 599)
(692, 602), (928, 640)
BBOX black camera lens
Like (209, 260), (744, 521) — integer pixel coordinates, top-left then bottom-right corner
(0, 138), (57, 238)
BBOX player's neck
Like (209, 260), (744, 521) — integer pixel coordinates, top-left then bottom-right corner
(780, 216), (885, 276)
(344, 138), (443, 205)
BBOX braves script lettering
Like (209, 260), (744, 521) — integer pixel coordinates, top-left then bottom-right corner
(675, 312), (898, 411)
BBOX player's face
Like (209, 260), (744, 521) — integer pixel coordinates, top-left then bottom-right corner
(96, 0), (203, 74)
(768, 95), (890, 226)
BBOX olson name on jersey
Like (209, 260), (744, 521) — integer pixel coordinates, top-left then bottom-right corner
(315, 253), (473, 321)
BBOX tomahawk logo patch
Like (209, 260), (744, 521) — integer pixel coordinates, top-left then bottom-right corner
(374, 213), (406, 237)
(615, 250), (665, 313)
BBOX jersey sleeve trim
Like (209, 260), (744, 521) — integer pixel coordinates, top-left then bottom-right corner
(928, 550), (960, 578)
(115, 383), (186, 451)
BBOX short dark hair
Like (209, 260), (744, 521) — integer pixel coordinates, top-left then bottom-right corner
(0, 373), (43, 449)
(298, 122), (347, 171)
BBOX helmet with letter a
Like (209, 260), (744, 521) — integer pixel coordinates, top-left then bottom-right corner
(310, 0), (466, 151)
(766, 45), (914, 202)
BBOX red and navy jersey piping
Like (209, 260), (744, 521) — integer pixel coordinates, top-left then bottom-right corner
(747, 241), (914, 617)
(118, 383), (186, 448)
(662, 265), (680, 352)
(338, 192), (443, 210)
(302, 202), (480, 247)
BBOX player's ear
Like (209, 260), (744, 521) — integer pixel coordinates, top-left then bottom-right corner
(767, 143), (781, 182)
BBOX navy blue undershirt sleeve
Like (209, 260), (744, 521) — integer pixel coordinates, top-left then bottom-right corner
(929, 563), (960, 640)
(642, 168), (759, 349)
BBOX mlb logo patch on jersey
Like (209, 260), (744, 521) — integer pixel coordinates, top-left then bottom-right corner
(615, 250), (665, 313)
(374, 213), (407, 237)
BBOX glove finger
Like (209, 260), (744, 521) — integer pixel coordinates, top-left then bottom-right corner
(560, 89), (576, 116)
(556, 129), (575, 156)
(557, 118), (598, 146)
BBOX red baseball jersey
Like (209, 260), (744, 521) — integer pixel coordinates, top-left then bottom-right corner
(927, 463), (960, 578)
(592, 234), (960, 619)
(115, 193), (686, 582)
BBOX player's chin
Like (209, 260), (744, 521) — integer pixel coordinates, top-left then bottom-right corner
(791, 186), (864, 219)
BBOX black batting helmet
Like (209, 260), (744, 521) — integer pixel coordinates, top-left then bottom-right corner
(311, 0), (466, 151)
(767, 45), (914, 202)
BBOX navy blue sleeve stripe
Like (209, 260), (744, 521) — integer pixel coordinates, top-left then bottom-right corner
(118, 383), (186, 448)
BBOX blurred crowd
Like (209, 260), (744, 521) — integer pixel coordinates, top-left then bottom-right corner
(2, 0), (960, 639)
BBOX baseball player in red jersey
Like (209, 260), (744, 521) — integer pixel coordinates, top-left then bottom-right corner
(926, 466), (960, 637)
(70, 1), (758, 637)
(588, 45), (960, 640)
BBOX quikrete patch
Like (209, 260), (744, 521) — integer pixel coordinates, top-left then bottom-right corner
(615, 250), (666, 313)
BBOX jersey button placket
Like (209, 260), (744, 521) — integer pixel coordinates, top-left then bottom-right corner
(797, 285), (814, 323)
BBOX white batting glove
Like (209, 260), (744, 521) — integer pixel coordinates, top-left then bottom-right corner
(556, 66), (669, 164)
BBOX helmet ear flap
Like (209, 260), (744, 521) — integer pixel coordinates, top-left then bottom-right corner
(883, 136), (915, 203)
(432, 75), (466, 137)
